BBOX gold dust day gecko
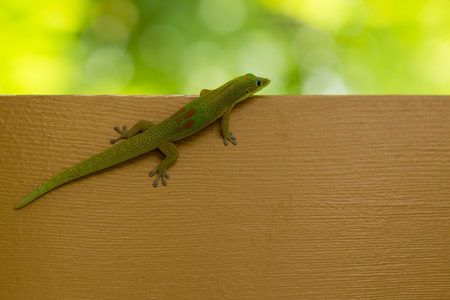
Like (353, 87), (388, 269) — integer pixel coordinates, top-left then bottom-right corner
(14, 73), (270, 209)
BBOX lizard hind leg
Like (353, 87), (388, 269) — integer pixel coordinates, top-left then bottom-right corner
(149, 141), (179, 187)
(110, 120), (156, 144)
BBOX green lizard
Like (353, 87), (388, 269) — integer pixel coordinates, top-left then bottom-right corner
(14, 73), (270, 209)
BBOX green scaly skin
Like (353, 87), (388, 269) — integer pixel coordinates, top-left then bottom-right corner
(14, 74), (270, 209)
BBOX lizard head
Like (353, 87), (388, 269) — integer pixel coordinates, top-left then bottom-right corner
(233, 73), (270, 104)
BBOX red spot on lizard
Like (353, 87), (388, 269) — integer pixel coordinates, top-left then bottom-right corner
(172, 107), (186, 118)
(182, 119), (195, 130)
(183, 109), (196, 119)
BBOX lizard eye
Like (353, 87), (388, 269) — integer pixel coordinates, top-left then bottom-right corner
(256, 79), (261, 87)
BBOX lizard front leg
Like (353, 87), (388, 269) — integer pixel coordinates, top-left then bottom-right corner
(110, 120), (155, 144)
(221, 108), (237, 146)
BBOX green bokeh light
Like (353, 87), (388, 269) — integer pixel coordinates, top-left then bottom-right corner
(1, 0), (449, 94)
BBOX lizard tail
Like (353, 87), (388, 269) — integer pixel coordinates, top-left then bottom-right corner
(15, 136), (155, 209)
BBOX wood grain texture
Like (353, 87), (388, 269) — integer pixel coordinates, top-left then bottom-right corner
(1, 95), (449, 299)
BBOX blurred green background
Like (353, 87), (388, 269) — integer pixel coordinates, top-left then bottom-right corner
(1, 0), (449, 95)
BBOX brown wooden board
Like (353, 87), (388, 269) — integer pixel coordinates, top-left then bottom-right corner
(1, 95), (449, 298)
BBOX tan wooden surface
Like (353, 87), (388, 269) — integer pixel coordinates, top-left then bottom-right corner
(1, 95), (449, 299)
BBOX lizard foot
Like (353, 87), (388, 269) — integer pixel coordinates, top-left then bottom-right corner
(149, 169), (170, 187)
(223, 131), (237, 146)
(110, 125), (128, 144)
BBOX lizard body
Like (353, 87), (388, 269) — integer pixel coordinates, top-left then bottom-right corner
(14, 74), (270, 209)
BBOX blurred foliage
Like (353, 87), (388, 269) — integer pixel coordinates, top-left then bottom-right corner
(1, 0), (449, 94)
